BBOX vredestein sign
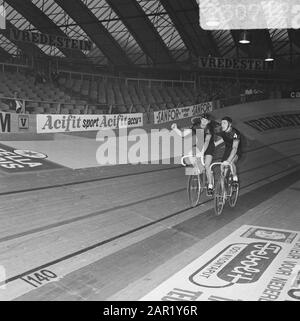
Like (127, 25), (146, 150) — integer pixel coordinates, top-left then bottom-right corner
(9, 28), (92, 51)
(199, 56), (275, 71)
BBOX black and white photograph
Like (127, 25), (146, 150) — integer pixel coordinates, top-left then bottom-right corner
(0, 0), (299, 308)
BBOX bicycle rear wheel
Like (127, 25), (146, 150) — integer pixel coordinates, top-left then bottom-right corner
(229, 181), (239, 207)
(214, 179), (225, 216)
(188, 174), (202, 207)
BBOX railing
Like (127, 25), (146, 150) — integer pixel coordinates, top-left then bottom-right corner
(58, 69), (126, 83)
(57, 69), (196, 89)
(0, 90), (275, 115)
(217, 92), (270, 109)
(125, 77), (196, 89)
(0, 95), (180, 115)
(0, 62), (32, 73)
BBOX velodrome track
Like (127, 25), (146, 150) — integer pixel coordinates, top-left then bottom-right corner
(0, 99), (299, 301)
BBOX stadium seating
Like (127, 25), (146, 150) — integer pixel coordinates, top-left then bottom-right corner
(0, 69), (296, 115)
(0, 71), (89, 114)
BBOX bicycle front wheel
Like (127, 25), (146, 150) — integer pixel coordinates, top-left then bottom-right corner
(188, 174), (201, 207)
(229, 182), (239, 208)
(214, 179), (225, 216)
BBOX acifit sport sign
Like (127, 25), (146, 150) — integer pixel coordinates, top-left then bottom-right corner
(141, 225), (300, 301)
(37, 113), (143, 133)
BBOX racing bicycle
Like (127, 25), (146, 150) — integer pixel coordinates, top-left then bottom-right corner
(181, 154), (214, 207)
(210, 162), (239, 216)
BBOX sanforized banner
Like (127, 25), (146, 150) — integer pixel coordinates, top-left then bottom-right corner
(36, 113), (143, 133)
(153, 102), (213, 125)
(140, 225), (300, 301)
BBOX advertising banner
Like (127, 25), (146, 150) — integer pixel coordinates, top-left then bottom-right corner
(140, 225), (300, 301)
(0, 143), (62, 173)
(243, 112), (300, 132)
(154, 102), (213, 125)
(0, 112), (36, 133)
(199, 56), (275, 71)
(282, 91), (300, 99)
(37, 113), (144, 133)
(9, 28), (92, 51)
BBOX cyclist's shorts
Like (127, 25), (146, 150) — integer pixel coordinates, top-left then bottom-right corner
(204, 144), (215, 156)
(222, 149), (242, 162)
(192, 144), (215, 157)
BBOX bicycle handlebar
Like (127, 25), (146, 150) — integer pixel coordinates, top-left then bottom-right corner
(209, 162), (234, 174)
(181, 154), (205, 167)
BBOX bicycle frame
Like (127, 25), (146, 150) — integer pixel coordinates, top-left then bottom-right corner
(210, 162), (234, 196)
(210, 162), (239, 216)
(209, 162), (234, 177)
(181, 154), (209, 207)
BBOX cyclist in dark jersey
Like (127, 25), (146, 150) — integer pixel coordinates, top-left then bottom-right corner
(172, 113), (215, 195)
(215, 116), (242, 185)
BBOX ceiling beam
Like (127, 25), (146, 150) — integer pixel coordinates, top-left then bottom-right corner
(54, 0), (132, 67)
(249, 30), (274, 59)
(288, 29), (300, 49)
(5, 0), (86, 60)
(0, 47), (12, 60)
(106, 0), (175, 67)
(160, 0), (219, 57)
(1, 21), (47, 58)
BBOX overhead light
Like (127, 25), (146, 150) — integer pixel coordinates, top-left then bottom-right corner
(239, 31), (250, 44)
(265, 52), (274, 61)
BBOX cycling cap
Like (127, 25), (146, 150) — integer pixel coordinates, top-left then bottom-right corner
(201, 113), (211, 120)
(191, 116), (201, 124)
(191, 113), (211, 124)
(221, 116), (233, 123)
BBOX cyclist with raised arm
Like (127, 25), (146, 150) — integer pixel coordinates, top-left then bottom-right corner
(215, 116), (243, 188)
(172, 113), (215, 196)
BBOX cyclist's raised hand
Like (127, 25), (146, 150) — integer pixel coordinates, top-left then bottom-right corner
(171, 123), (177, 130)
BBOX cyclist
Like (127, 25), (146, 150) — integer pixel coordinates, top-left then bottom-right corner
(215, 116), (242, 187)
(171, 113), (215, 195)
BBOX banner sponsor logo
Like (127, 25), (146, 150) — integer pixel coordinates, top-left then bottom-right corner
(18, 115), (29, 129)
(0, 143), (61, 173)
(199, 56), (275, 71)
(140, 225), (300, 301)
(190, 242), (281, 288)
(37, 113), (143, 133)
(282, 91), (300, 99)
(0, 113), (11, 133)
(241, 227), (297, 244)
(244, 112), (300, 132)
(13, 150), (47, 159)
(9, 28), (92, 51)
(154, 102), (213, 125)
(290, 91), (300, 98)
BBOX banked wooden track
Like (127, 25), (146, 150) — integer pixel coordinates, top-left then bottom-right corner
(0, 99), (299, 301)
